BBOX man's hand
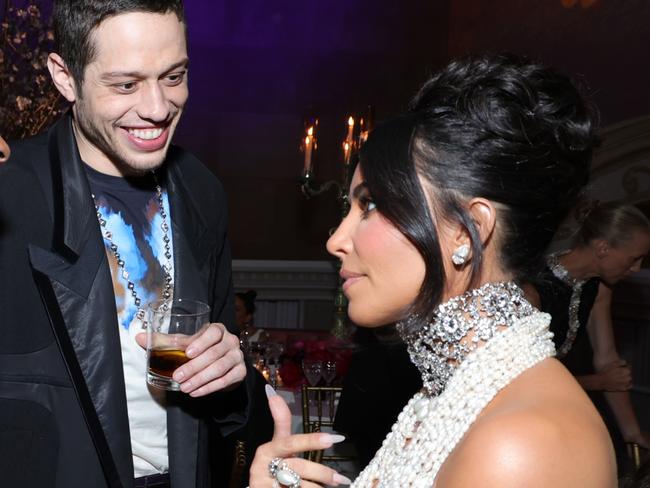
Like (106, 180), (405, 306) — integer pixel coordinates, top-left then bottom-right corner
(597, 360), (632, 392)
(136, 323), (246, 397)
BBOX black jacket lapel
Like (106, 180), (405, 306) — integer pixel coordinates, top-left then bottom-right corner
(29, 116), (134, 488)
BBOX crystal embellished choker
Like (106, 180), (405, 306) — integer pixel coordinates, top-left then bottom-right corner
(397, 281), (536, 396)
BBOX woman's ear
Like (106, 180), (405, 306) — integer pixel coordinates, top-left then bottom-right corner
(593, 239), (610, 258)
(466, 197), (498, 246)
(447, 198), (496, 264)
(47, 53), (78, 103)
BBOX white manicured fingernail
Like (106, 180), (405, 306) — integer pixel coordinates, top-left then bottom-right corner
(265, 384), (277, 397)
(319, 433), (345, 446)
(333, 473), (352, 485)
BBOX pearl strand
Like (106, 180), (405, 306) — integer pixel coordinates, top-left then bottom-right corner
(351, 313), (555, 488)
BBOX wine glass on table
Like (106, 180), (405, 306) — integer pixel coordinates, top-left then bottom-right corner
(322, 359), (337, 386)
(265, 342), (284, 388)
(302, 359), (323, 386)
(302, 359), (323, 409)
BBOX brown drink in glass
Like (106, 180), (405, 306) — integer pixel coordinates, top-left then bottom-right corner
(147, 299), (210, 390)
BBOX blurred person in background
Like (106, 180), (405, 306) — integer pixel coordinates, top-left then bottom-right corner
(526, 202), (650, 474)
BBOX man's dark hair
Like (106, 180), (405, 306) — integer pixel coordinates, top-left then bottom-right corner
(359, 53), (598, 332)
(53, 0), (185, 87)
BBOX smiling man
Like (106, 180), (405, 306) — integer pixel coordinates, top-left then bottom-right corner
(0, 2), (251, 488)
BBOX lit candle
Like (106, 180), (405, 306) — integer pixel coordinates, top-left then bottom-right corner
(343, 141), (351, 166)
(342, 116), (355, 166)
(304, 126), (314, 175)
(346, 116), (355, 143)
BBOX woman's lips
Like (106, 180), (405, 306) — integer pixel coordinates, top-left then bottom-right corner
(340, 269), (365, 292)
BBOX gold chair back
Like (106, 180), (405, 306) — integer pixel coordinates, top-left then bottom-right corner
(301, 385), (356, 463)
(627, 442), (643, 470)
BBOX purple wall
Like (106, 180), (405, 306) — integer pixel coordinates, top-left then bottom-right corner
(174, 0), (448, 259)
(8, 1), (648, 260)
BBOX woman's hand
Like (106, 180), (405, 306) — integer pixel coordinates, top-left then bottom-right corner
(596, 360), (632, 392)
(249, 385), (352, 487)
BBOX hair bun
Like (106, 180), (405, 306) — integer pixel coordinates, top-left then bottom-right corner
(407, 53), (599, 280)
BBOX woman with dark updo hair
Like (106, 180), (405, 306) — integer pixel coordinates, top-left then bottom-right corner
(249, 54), (616, 487)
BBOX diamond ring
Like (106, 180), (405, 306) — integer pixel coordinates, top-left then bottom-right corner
(268, 457), (301, 488)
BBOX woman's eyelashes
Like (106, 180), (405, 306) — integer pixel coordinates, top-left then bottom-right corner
(351, 181), (377, 218)
(359, 195), (377, 217)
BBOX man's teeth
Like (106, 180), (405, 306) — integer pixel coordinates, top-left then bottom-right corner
(128, 128), (164, 140)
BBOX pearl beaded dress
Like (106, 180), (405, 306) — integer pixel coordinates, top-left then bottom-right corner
(350, 282), (555, 488)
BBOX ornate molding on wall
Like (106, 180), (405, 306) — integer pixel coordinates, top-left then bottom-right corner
(552, 114), (650, 245)
(588, 115), (650, 203)
(592, 114), (650, 179)
(232, 259), (338, 301)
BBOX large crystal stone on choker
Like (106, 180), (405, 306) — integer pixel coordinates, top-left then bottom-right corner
(397, 281), (536, 396)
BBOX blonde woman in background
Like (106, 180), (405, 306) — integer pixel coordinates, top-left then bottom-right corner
(527, 203), (650, 475)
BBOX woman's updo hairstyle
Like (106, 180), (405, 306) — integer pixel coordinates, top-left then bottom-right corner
(359, 53), (598, 326)
(574, 202), (650, 248)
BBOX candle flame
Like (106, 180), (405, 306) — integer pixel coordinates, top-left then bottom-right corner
(348, 116), (355, 127)
(344, 142), (350, 151)
(307, 126), (314, 136)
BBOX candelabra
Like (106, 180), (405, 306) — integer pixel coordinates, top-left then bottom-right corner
(298, 107), (374, 339)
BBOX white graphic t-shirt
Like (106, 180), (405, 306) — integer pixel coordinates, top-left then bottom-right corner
(86, 166), (174, 477)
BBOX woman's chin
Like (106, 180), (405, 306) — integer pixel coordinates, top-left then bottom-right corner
(347, 307), (397, 329)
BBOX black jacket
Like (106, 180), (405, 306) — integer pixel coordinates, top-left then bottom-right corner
(0, 114), (251, 488)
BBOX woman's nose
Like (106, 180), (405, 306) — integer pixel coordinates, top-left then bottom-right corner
(326, 215), (353, 259)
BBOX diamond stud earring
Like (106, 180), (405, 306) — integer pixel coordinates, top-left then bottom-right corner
(451, 244), (470, 266)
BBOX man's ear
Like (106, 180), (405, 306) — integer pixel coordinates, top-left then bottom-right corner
(47, 53), (78, 103)
(467, 197), (497, 246)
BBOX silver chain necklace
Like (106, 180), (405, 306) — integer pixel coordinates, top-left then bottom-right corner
(546, 253), (584, 358)
(92, 172), (173, 324)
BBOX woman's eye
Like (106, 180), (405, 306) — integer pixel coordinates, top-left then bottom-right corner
(359, 197), (377, 216)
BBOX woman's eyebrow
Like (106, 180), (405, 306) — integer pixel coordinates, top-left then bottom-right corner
(351, 181), (369, 200)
